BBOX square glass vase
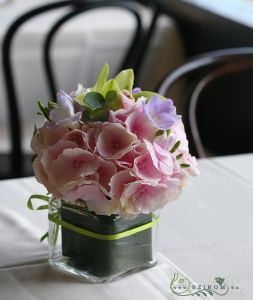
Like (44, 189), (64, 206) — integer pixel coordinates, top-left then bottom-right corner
(48, 198), (159, 283)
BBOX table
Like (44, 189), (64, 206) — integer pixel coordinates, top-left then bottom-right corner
(0, 154), (252, 299)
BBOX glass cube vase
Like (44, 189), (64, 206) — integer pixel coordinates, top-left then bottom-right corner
(48, 198), (159, 283)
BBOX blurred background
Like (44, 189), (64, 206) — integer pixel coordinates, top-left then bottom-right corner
(1, 0), (253, 179)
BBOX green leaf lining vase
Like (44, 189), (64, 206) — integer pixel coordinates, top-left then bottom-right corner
(48, 198), (159, 283)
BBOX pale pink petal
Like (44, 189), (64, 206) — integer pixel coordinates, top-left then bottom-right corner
(154, 133), (172, 150)
(120, 182), (166, 214)
(44, 148), (99, 185)
(96, 123), (137, 159)
(171, 118), (189, 152)
(66, 184), (111, 215)
(44, 140), (77, 161)
(86, 127), (97, 152)
(181, 154), (200, 176)
(144, 139), (174, 176)
(125, 111), (156, 140)
(31, 124), (69, 154)
(61, 130), (87, 149)
(33, 155), (62, 198)
(133, 153), (162, 183)
(108, 109), (129, 124)
(118, 91), (135, 109)
(97, 159), (117, 189)
(109, 170), (136, 200)
(116, 147), (143, 169)
(121, 180), (180, 214)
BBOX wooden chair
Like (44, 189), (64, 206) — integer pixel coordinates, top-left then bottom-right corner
(158, 48), (253, 157)
(1, 0), (160, 178)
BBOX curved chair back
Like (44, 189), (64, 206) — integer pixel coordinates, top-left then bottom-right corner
(158, 48), (253, 157)
(2, 0), (159, 178)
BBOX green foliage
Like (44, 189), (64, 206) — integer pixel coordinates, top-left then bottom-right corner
(38, 101), (50, 121)
(166, 129), (171, 136)
(101, 79), (120, 97)
(93, 63), (109, 92)
(105, 90), (121, 110)
(180, 164), (190, 168)
(170, 141), (181, 153)
(84, 92), (105, 109)
(40, 232), (49, 242)
(176, 154), (183, 160)
(27, 194), (50, 210)
(133, 91), (165, 101)
(76, 64), (134, 121)
(155, 130), (164, 137)
(48, 101), (57, 110)
(74, 64), (166, 122)
(114, 69), (134, 92)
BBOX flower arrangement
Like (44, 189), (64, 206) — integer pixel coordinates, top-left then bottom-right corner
(31, 64), (199, 220)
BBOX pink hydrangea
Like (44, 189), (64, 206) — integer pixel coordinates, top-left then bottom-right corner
(32, 82), (199, 218)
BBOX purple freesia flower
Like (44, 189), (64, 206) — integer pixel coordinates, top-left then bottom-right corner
(132, 87), (141, 94)
(143, 96), (177, 130)
(50, 90), (82, 126)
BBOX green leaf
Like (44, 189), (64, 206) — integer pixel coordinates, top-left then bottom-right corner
(133, 91), (165, 101)
(82, 110), (93, 122)
(27, 194), (50, 210)
(37, 205), (49, 210)
(105, 90), (117, 103)
(92, 108), (109, 122)
(170, 141), (181, 153)
(176, 153), (183, 160)
(114, 69), (134, 92)
(105, 90), (121, 110)
(75, 94), (86, 106)
(166, 129), (171, 136)
(155, 130), (164, 137)
(102, 79), (120, 97)
(180, 163), (190, 168)
(93, 63), (109, 92)
(40, 232), (48, 243)
(38, 101), (50, 121)
(82, 108), (109, 122)
(48, 101), (57, 110)
(53, 224), (59, 245)
(84, 92), (105, 109)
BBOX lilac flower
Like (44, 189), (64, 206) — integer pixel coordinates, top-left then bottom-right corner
(50, 90), (82, 126)
(132, 87), (141, 94)
(143, 96), (177, 130)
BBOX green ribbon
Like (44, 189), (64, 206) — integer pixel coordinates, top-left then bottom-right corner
(27, 194), (50, 210)
(49, 213), (159, 241)
(27, 194), (159, 242)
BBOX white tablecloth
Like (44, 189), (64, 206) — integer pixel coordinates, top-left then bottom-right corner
(0, 0), (185, 153)
(0, 154), (252, 299)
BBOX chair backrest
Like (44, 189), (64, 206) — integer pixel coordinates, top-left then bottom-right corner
(158, 48), (253, 157)
(2, 0), (160, 178)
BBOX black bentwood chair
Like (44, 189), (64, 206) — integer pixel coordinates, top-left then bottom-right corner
(158, 48), (253, 158)
(2, 0), (161, 179)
